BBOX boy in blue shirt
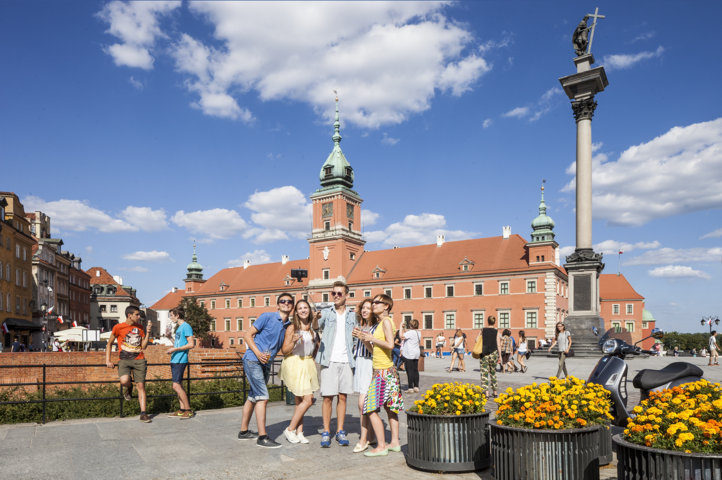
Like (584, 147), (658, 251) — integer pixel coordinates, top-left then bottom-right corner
(238, 293), (293, 448)
(166, 307), (195, 419)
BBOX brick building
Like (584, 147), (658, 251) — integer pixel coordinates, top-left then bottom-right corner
(599, 273), (655, 348)
(87, 267), (141, 332)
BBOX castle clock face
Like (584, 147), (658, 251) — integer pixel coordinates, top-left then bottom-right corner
(346, 203), (354, 218)
(322, 202), (333, 217)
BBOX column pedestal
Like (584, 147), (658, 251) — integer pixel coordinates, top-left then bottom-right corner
(565, 249), (605, 356)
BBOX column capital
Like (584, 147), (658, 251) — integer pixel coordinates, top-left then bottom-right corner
(572, 97), (597, 122)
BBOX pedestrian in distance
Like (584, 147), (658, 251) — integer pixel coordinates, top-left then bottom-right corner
(105, 306), (152, 423)
(709, 330), (719, 366)
(315, 281), (356, 448)
(548, 322), (572, 379)
(447, 329), (466, 372)
(166, 307), (195, 419)
(350, 299), (377, 453)
(435, 331), (446, 358)
(359, 294), (403, 457)
(238, 292), (293, 448)
(516, 330), (528, 373)
(500, 329), (514, 373)
(10, 336), (22, 352)
(279, 299), (319, 444)
(392, 330), (404, 370)
(400, 318), (421, 392)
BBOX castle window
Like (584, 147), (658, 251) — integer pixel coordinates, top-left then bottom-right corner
(323, 269), (330, 280)
(225, 299), (230, 309)
(474, 283), (483, 296)
(322, 293), (329, 302)
(348, 221), (353, 230)
(250, 298), (255, 308)
(324, 221), (330, 231)
(384, 289), (392, 297)
(264, 296), (270, 307)
(211, 300), (216, 309)
(612, 304), (620, 315)
(499, 281), (509, 295)
(324, 166), (332, 177)
(526, 280), (537, 293)
(364, 290), (370, 297)
(349, 252), (355, 260)
(237, 298), (243, 308)
(499, 311), (510, 328)
(424, 286), (432, 298)
(404, 288), (411, 299)
(237, 318), (243, 330)
(224, 318), (231, 331)
(626, 321), (635, 332)
(473, 312), (484, 329)
(525, 311), (538, 328)
(446, 285), (454, 297)
(444, 312), (456, 329)
(424, 313), (433, 329)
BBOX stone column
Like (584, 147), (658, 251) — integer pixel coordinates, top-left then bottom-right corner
(558, 54), (608, 356)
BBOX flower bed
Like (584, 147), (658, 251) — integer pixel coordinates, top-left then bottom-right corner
(410, 382), (486, 416)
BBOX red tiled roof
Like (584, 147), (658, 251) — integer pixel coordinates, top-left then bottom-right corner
(600, 274), (644, 300)
(195, 259), (310, 295)
(151, 288), (186, 310)
(347, 235), (562, 284)
(85, 266), (132, 297)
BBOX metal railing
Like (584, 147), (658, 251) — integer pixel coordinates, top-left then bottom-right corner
(0, 358), (287, 424)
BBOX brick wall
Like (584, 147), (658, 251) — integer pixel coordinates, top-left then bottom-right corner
(0, 345), (245, 393)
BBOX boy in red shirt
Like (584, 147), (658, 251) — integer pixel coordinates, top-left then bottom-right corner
(106, 306), (151, 422)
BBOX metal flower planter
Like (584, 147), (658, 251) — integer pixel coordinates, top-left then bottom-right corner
(406, 411), (490, 472)
(598, 424), (613, 466)
(613, 434), (722, 480)
(489, 423), (600, 480)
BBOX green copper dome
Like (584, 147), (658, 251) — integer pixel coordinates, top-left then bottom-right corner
(185, 242), (204, 281)
(530, 185), (555, 243)
(642, 309), (655, 322)
(319, 96), (354, 189)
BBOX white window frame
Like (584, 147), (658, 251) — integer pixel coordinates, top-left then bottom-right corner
(498, 310), (510, 328)
(446, 284), (455, 297)
(626, 321), (635, 332)
(612, 304), (620, 315)
(236, 317), (243, 331)
(626, 304), (634, 314)
(472, 311), (484, 329)
(474, 282), (483, 296)
(224, 318), (231, 331)
(525, 310), (538, 328)
(526, 279), (537, 293)
(403, 287), (412, 299)
(444, 312), (456, 330)
(499, 281), (509, 295)
(424, 286), (432, 298)
(423, 312), (434, 330)
(322, 268), (330, 280)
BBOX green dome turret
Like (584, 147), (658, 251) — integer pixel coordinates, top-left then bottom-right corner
(185, 242), (204, 282)
(319, 95), (354, 189)
(530, 184), (556, 243)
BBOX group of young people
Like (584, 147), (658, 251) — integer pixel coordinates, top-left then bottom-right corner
(237, 281), (405, 455)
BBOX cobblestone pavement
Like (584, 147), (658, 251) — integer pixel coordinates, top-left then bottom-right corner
(1, 353), (719, 479)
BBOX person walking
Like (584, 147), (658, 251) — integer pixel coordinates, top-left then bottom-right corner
(709, 330), (719, 366)
(548, 322), (572, 378)
(448, 329), (466, 372)
(351, 299), (377, 453)
(435, 332), (446, 358)
(478, 315), (501, 397)
(516, 330), (528, 373)
(166, 307), (195, 419)
(105, 306), (151, 423)
(499, 329), (514, 373)
(359, 294), (403, 457)
(316, 281), (356, 448)
(400, 318), (421, 392)
(238, 292), (293, 448)
(279, 299), (319, 444)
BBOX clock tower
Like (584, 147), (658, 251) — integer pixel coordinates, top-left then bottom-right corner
(308, 97), (365, 286)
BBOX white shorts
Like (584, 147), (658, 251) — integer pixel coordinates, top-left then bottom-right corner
(320, 361), (354, 397)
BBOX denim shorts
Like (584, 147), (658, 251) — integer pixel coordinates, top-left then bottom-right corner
(243, 358), (271, 402)
(171, 363), (187, 383)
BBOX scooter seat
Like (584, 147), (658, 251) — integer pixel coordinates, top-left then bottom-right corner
(632, 362), (703, 390)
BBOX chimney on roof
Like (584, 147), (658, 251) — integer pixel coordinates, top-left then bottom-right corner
(436, 234), (445, 246)
(172, 287), (177, 293)
(113, 275), (123, 285)
(502, 226), (511, 239)
(243, 259), (251, 269)
(281, 255), (289, 265)
(95, 270), (100, 277)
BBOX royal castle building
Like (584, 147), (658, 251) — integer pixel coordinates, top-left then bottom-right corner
(154, 101), (650, 350)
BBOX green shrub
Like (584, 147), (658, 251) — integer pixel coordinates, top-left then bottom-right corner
(0, 377), (285, 424)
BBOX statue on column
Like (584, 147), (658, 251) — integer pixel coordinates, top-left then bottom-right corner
(573, 15), (591, 56)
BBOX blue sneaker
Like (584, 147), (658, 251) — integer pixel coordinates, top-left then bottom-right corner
(320, 431), (331, 448)
(335, 430), (349, 446)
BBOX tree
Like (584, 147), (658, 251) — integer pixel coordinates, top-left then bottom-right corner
(178, 297), (216, 346)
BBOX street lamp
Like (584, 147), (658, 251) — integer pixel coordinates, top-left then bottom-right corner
(701, 316), (720, 335)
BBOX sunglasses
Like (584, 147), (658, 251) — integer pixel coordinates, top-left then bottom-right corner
(278, 299), (294, 305)
(331, 292), (345, 297)
(372, 300), (387, 305)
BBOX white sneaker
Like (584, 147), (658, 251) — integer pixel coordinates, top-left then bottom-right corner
(283, 428), (300, 444)
(297, 432), (309, 444)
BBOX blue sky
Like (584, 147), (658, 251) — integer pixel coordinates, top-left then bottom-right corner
(2, 1), (721, 332)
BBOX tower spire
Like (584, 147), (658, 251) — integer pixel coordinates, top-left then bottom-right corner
(318, 91), (354, 189)
(185, 241), (204, 282)
(530, 180), (555, 243)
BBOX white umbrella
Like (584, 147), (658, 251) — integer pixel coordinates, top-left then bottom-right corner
(52, 326), (88, 342)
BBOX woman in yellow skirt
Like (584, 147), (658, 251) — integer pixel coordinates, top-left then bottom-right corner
(279, 299), (319, 444)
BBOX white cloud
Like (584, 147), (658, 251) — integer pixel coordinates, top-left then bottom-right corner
(593, 239), (661, 255)
(22, 196), (136, 233)
(503, 106), (529, 119)
(701, 228), (722, 239)
(631, 31), (655, 43)
(122, 250), (171, 262)
(129, 75), (144, 90)
(478, 34), (512, 54)
(559, 245), (575, 257)
(362, 209), (380, 227)
(120, 206), (168, 231)
(164, 2), (489, 128)
(649, 265), (710, 280)
(227, 249), (272, 267)
(381, 133), (399, 146)
(123, 266), (149, 273)
(626, 247), (722, 266)
(171, 208), (249, 241)
(365, 213), (476, 247)
(591, 142), (603, 153)
(98, 0), (180, 69)
(482, 118), (492, 129)
(563, 118), (722, 226)
(243, 186), (312, 242)
(602, 46), (664, 71)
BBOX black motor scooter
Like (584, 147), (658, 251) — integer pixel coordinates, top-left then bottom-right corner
(587, 327), (704, 426)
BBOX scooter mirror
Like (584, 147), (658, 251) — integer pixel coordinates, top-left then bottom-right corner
(592, 326), (599, 336)
(651, 328), (664, 339)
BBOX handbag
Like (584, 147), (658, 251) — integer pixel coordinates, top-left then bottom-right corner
(566, 348), (575, 357)
(471, 335), (484, 359)
(525, 351), (531, 360)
